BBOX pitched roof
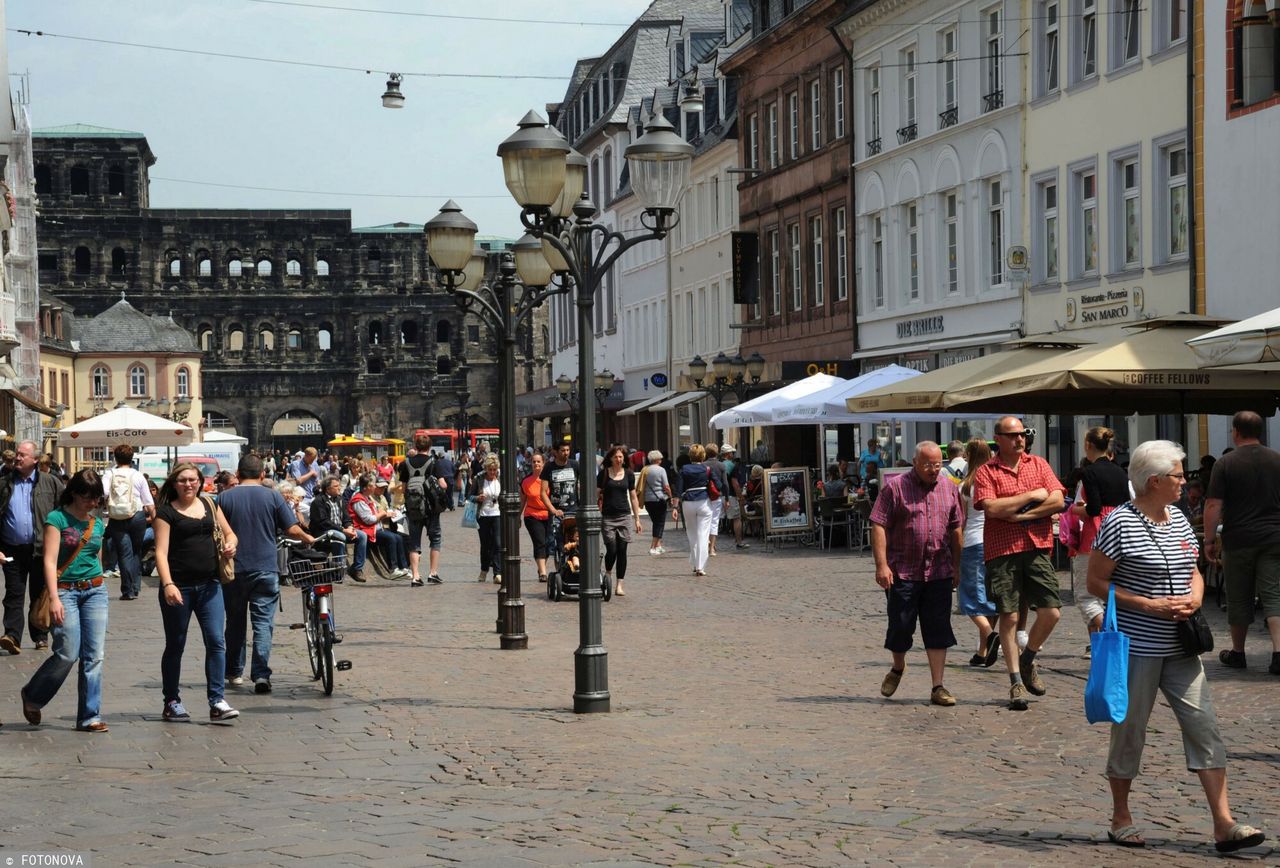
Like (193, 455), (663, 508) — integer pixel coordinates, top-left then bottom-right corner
(76, 298), (198, 353)
(32, 123), (146, 138)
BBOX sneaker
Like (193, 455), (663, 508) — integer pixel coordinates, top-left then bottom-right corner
(210, 700), (240, 721)
(649, 547), (660, 556)
(33, 640), (48, 651)
(736, 542), (750, 549)
(226, 675), (245, 688)
(930, 685), (956, 707)
(162, 700), (191, 722)
(1016, 630), (1029, 650)
(253, 678), (272, 694)
(1009, 682), (1030, 711)
(426, 574), (443, 584)
(392, 568), (411, 580)
(493, 573), (502, 585)
(477, 571), (488, 583)
(656, 546), (666, 555)
(880, 668), (904, 697)
(1023, 662), (1047, 696)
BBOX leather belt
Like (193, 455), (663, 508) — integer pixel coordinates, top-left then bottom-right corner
(57, 576), (105, 590)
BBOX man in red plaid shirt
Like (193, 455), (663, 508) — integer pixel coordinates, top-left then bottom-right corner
(973, 416), (1066, 711)
(869, 441), (965, 706)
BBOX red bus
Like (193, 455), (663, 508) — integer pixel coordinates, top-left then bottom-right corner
(414, 428), (501, 453)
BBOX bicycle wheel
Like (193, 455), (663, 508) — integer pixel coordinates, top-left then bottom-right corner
(303, 592), (322, 680)
(320, 621), (336, 696)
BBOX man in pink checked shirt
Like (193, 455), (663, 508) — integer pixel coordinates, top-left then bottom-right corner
(869, 441), (965, 707)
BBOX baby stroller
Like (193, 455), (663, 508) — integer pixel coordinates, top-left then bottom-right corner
(546, 511), (613, 602)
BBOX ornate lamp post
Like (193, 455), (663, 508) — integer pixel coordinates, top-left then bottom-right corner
(495, 109), (692, 713)
(454, 360), (471, 447)
(688, 351), (766, 415)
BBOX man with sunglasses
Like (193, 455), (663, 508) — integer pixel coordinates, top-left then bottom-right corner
(973, 416), (1066, 710)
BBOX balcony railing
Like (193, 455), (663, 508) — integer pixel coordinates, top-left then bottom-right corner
(983, 89), (1004, 112)
(939, 106), (958, 128)
(896, 123), (918, 145)
(865, 137), (882, 156)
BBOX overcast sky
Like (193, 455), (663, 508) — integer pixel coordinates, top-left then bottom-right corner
(9, 0), (655, 236)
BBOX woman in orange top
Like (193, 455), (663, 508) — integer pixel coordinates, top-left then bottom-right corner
(519, 452), (555, 582)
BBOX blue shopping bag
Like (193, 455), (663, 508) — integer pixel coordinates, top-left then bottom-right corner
(1084, 584), (1129, 725)
(460, 499), (479, 530)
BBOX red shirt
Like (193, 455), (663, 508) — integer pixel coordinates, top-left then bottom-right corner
(973, 453), (1065, 559)
(521, 473), (549, 520)
(868, 471), (964, 581)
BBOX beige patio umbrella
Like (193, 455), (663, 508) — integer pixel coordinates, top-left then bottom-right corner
(845, 342), (1082, 414)
(944, 318), (1280, 415)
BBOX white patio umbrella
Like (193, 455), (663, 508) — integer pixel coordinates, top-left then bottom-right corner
(708, 372), (843, 429)
(201, 429), (248, 445)
(1187, 308), (1280, 366)
(772, 365), (921, 423)
(57, 406), (195, 448)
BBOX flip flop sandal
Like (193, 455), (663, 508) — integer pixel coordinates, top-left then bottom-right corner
(1107, 825), (1146, 848)
(1215, 823), (1265, 853)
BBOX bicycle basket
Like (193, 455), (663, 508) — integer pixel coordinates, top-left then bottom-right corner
(286, 553), (346, 589)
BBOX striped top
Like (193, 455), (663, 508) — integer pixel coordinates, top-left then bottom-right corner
(1093, 502), (1199, 657)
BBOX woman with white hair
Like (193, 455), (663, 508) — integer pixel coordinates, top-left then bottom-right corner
(1086, 440), (1265, 853)
(639, 450), (672, 555)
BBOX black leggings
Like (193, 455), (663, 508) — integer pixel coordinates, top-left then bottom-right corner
(601, 517), (631, 580)
(523, 515), (550, 559)
(645, 500), (668, 540)
(477, 515), (501, 572)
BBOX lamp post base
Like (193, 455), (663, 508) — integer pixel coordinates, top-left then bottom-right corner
(572, 644), (610, 713)
(499, 598), (527, 649)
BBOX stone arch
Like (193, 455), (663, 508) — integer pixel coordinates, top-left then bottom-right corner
(198, 324), (215, 352)
(317, 321), (334, 352)
(257, 322), (276, 351)
(931, 145), (963, 193)
(199, 403), (250, 440)
(894, 159), (922, 204)
(973, 129), (1010, 180)
(195, 248), (213, 278)
(859, 171), (886, 216)
(258, 401), (338, 448)
(227, 324), (246, 352)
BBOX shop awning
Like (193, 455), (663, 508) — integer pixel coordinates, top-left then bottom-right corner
(6, 389), (61, 418)
(617, 390), (676, 416)
(650, 391), (706, 412)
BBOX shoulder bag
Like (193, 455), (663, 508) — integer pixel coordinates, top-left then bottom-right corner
(33, 515), (97, 631)
(1134, 505), (1213, 656)
(202, 495), (236, 585)
(1084, 583), (1130, 724)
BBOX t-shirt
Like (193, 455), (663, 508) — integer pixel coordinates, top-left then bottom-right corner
(1093, 503), (1198, 657)
(287, 458), (320, 499)
(156, 500), (218, 585)
(1080, 459), (1131, 517)
(477, 476), (502, 518)
(596, 468), (635, 518)
(541, 459), (580, 511)
(47, 508), (105, 584)
(1205, 443), (1280, 548)
(961, 489), (985, 549)
(521, 474), (549, 520)
(216, 484), (298, 575)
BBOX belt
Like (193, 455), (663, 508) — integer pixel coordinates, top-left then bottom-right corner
(57, 576), (104, 590)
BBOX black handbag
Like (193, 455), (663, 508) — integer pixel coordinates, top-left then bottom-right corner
(1177, 608), (1214, 656)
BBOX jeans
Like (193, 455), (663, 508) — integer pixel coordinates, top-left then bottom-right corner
(106, 510), (147, 597)
(477, 514), (502, 572)
(350, 530), (368, 570)
(223, 570), (280, 682)
(159, 580), (226, 707)
(2, 542), (49, 646)
(377, 530), (409, 570)
(24, 583), (108, 727)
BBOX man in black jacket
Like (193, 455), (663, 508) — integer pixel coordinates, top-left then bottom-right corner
(0, 440), (65, 653)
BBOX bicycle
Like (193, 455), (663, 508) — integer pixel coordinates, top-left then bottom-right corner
(280, 540), (352, 695)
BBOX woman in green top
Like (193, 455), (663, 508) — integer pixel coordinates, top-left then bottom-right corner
(20, 469), (110, 732)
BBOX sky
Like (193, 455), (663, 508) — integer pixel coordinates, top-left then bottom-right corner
(7, 0), (656, 237)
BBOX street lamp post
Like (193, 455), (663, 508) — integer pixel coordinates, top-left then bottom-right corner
(688, 352), (766, 440)
(454, 360), (471, 447)
(554, 372), (613, 452)
(495, 109), (692, 713)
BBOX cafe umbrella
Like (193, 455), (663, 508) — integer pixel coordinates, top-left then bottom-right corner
(57, 405), (196, 448)
(1186, 307), (1280, 367)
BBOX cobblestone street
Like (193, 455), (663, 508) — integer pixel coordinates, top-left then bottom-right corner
(1, 521), (1274, 867)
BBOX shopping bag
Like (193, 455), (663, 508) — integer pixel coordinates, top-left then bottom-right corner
(1084, 584), (1129, 725)
(461, 499), (479, 529)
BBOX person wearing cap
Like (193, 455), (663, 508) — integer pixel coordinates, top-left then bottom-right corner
(287, 447), (321, 504)
(720, 444), (750, 550)
(370, 478), (410, 579)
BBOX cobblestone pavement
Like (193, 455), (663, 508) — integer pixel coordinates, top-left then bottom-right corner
(0, 518), (1274, 867)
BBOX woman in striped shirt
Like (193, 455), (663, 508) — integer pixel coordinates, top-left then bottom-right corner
(1086, 440), (1265, 854)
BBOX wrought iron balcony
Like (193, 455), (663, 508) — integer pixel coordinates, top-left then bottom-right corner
(866, 137), (882, 156)
(983, 90), (1004, 112)
(896, 123), (918, 145)
(939, 106), (958, 128)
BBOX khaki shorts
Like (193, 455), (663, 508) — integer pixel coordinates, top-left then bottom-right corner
(985, 549), (1061, 614)
(1222, 542), (1280, 626)
(723, 496), (741, 520)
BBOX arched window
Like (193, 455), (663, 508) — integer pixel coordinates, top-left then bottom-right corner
(318, 323), (334, 351)
(35, 164), (53, 196)
(257, 259), (272, 277)
(436, 320), (451, 343)
(401, 320), (419, 344)
(367, 357), (384, 374)
(198, 257), (212, 277)
(316, 258), (330, 277)
(258, 327), (275, 351)
(603, 147), (614, 202)
(128, 364), (148, 397)
(107, 165), (126, 196)
(175, 367), (190, 398)
(199, 328), (214, 351)
(228, 327), (245, 352)
(111, 247), (128, 276)
(287, 328), (303, 350)
(91, 365), (110, 398)
(228, 258), (243, 277)
(368, 321), (383, 345)
(437, 356), (453, 375)
(169, 258), (182, 278)
(70, 166), (90, 195)
(74, 246), (91, 275)
(286, 257), (301, 277)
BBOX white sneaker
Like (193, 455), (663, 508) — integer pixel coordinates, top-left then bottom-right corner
(1016, 630), (1030, 650)
(649, 547), (660, 556)
(391, 568), (410, 580)
(655, 545), (666, 555)
(226, 675), (244, 688)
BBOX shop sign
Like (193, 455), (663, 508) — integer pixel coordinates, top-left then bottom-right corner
(297, 421), (322, 434)
(896, 315), (945, 339)
(780, 360), (859, 379)
(939, 347), (982, 367)
(650, 372), (668, 388)
(1078, 288), (1130, 324)
(901, 353), (935, 373)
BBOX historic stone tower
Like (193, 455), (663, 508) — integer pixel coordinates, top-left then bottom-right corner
(31, 124), (501, 449)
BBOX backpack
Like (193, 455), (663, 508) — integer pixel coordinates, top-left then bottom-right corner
(404, 459), (436, 520)
(107, 468), (141, 520)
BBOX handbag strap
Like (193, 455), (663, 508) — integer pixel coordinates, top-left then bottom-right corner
(56, 515), (96, 579)
(1104, 583), (1118, 632)
(201, 495), (224, 547)
(1126, 502), (1179, 596)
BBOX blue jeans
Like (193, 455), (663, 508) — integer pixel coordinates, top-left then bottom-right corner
(106, 510), (147, 597)
(24, 583), (109, 727)
(350, 530), (368, 570)
(159, 580), (226, 706)
(957, 544), (997, 617)
(223, 571), (280, 682)
(378, 531), (409, 570)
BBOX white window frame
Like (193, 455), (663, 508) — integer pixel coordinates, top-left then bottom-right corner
(810, 79), (822, 150)
(811, 215), (825, 307)
(984, 7), (1004, 107)
(788, 91), (800, 159)
(1077, 0), (1099, 81)
(872, 215), (886, 309)
(1070, 161), (1100, 279)
(943, 190), (961, 294)
(987, 179), (1005, 287)
(129, 364), (148, 398)
(941, 28), (958, 110)
(789, 222), (802, 310)
(92, 365), (110, 399)
(1112, 0), (1142, 68)
(868, 65), (882, 147)
(835, 206), (849, 301)
(905, 202), (921, 301)
(1156, 137), (1189, 262)
(903, 47), (918, 127)
(748, 113), (760, 169)
(1041, 0), (1061, 94)
(833, 67), (846, 138)
(1153, 0), (1187, 52)
(1109, 148), (1142, 271)
(1032, 172), (1061, 283)
(770, 229), (782, 314)
(176, 367), (190, 398)
(768, 103), (779, 169)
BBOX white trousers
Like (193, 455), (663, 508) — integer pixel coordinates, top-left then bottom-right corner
(682, 499), (713, 572)
(708, 496), (724, 537)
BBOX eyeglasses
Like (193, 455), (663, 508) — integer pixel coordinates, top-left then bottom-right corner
(917, 462), (944, 470)
(996, 431), (1027, 438)
(1165, 472), (1187, 480)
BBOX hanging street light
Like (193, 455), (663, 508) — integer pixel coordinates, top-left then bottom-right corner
(381, 73), (405, 109)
